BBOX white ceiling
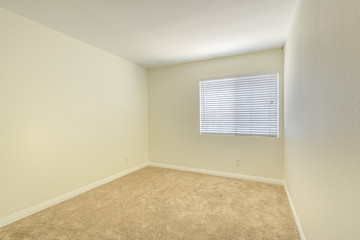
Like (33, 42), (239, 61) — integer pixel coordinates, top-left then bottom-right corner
(0, 0), (298, 68)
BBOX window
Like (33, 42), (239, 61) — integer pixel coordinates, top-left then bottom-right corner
(199, 71), (279, 137)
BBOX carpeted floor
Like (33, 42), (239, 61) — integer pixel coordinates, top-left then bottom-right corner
(0, 167), (299, 239)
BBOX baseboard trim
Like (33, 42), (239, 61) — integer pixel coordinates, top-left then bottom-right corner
(0, 162), (149, 228)
(1, 161), (302, 238)
(283, 181), (306, 240)
(149, 162), (283, 185)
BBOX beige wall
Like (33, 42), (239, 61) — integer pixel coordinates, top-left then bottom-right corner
(284, 0), (360, 239)
(0, 8), (148, 219)
(149, 49), (284, 179)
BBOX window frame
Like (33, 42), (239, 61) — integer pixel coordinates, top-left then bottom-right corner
(199, 71), (280, 138)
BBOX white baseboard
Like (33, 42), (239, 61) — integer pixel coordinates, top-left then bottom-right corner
(149, 162), (304, 238)
(1, 161), (304, 240)
(283, 181), (306, 240)
(0, 162), (149, 228)
(149, 162), (283, 185)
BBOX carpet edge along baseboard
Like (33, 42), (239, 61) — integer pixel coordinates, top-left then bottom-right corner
(0, 162), (149, 228)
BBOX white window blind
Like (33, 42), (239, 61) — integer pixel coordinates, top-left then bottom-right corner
(199, 71), (279, 137)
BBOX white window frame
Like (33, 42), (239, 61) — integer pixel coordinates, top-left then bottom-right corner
(199, 71), (279, 137)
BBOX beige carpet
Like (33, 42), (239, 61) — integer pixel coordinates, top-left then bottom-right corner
(0, 167), (299, 239)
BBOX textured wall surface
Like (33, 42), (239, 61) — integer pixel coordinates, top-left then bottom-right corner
(0, 8), (148, 219)
(284, 0), (360, 239)
(149, 49), (284, 179)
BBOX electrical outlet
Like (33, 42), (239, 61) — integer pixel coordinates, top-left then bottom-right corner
(125, 157), (129, 163)
(236, 160), (240, 166)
